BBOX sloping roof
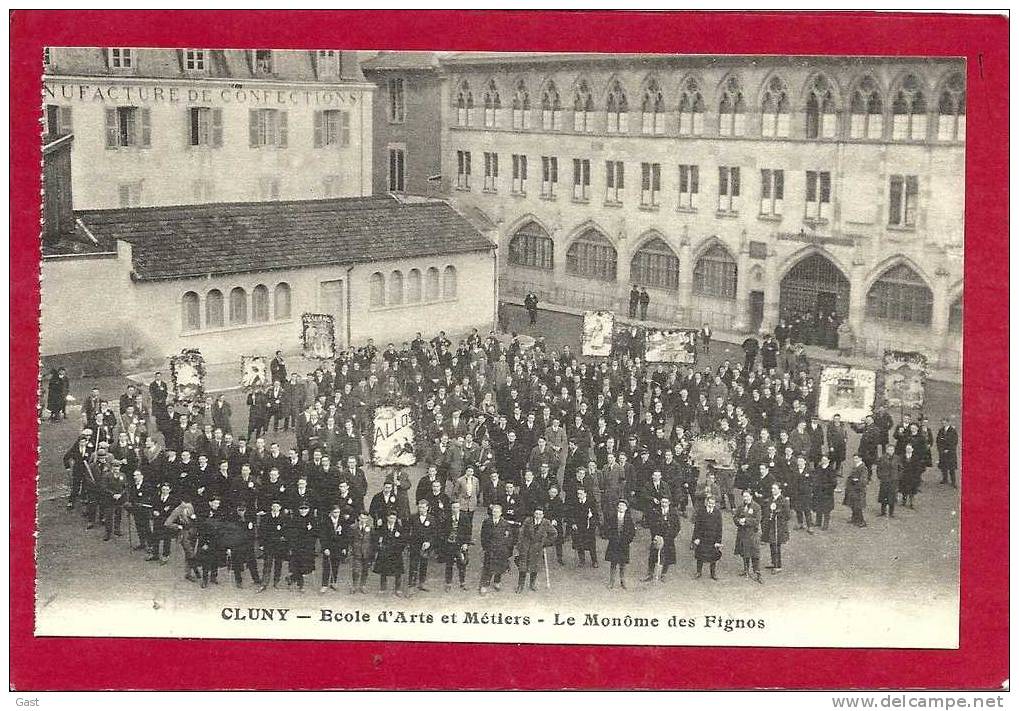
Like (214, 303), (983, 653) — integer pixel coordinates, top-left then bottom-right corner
(75, 197), (494, 282)
(361, 51), (440, 71)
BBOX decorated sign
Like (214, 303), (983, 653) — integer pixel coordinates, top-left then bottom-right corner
(169, 349), (205, 403)
(644, 328), (698, 363)
(581, 310), (615, 357)
(240, 356), (269, 390)
(372, 405), (417, 467)
(817, 366), (877, 423)
(882, 350), (928, 410)
(689, 433), (736, 471)
(301, 313), (336, 360)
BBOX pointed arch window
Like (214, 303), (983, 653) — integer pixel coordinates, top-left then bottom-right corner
(606, 80), (629, 134)
(541, 81), (562, 130)
(761, 76), (790, 138)
(512, 80), (531, 130)
(937, 72), (966, 142)
(805, 75), (838, 139)
(850, 76), (884, 139)
(483, 80), (501, 128)
(892, 74), (928, 141)
(719, 75), (747, 137)
(641, 78), (665, 135)
(509, 221), (554, 270)
(573, 80), (595, 133)
(866, 263), (933, 325)
(693, 243), (738, 300)
(631, 237), (679, 290)
(567, 229), (617, 281)
(678, 78), (705, 136)
(456, 81), (474, 127)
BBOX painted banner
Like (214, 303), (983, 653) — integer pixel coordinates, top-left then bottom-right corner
(301, 313), (336, 360)
(169, 349), (205, 403)
(644, 328), (699, 363)
(240, 355), (269, 390)
(581, 310), (615, 357)
(689, 433), (736, 470)
(882, 350), (928, 409)
(817, 366), (877, 423)
(372, 405), (417, 467)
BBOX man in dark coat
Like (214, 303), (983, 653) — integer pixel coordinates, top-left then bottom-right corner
(373, 511), (407, 595)
(46, 367), (70, 421)
(760, 336), (779, 373)
(844, 455), (868, 527)
(98, 463), (129, 541)
(270, 350), (288, 384)
(349, 512), (375, 594)
(63, 433), (96, 515)
(761, 483), (791, 573)
(638, 288), (650, 320)
(148, 482), (179, 563)
(195, 496), (227, 588)
(936, 417), (959, 488)
(479, 502), (515, 594)
(733, 490), (763, 583)
(439, 501), (473, 591)
(851, 415), (884, 481)
(286, 502), (318, 592)
(875, 444), (901, 518)
(318, 503), (348, 592)
(692, 495), (723, 580)
(222, 503), (262, 589)
(811, 455), (838, 530)
(628, 285), (640, 318)
(524, 292), (539, 325)
(603, 500), (637, 589)
(568, 487), (600, 567)
(741, 336), (759, 372)
(406, 499), (438, 592)
(644, 496), (681, 583)
(788, 455), (815, 533)
(258, 501), (289, 590)
(515, 506), (556, 592)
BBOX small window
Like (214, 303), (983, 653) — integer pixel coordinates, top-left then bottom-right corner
(805, 170), (832, 221)
(760, 76), (791, 138)
(456, 81), (474, 127)
(370, 272), (385, 307)
(206, 289), (224, 328)
(314, 109), (349, 147)
(483, 80), (501, 128)
(108, 48), (133, 69)
(605, 160), (624, 203)
(573, 80), (595, 133)
(104, 106), (150, 149)
(388, 146), (406, 192)
(456, 150), (472, 190)
(541, 81), (562, 130)
(678, 78), (705, 136)
(45, 105), (72, 138)
(572, 158), (591, 201)
(250, 109), (288, 148)
(229, 287), (248, 325)
(640, 78), (665, 135)
(760, 168), (784, 216)
(117, 182), (142, 208)
(606, 80), (629, 134)
(252, 284), (270, 323)
(389, 270), (404, 305)
(253, 50), (274, 75)
(389, 77), (406, 123)
(184, 49), (206, 72)
(188, 107), (223, 147)
(443, 265), (458, 299)
(511, 154), (528, 194)
(850, 76), (884, 139)
(512, 80), (531, 130)
(718, 75), (746, 137)
(717, 166), (741, 213)
(181, 292), (200, 332)
(888, 174), (919, 228)
(678, 164), (699, 210)
(191, 179), (215, 202)
(805, 75), (837, 139)
(43, 47), (51, 68)
(640, 162), (661, 207)
(273, 283), (292, 320)
(483, 152), (499, 192)
(892, 74), (928, 141)
(316, 50), (340, 79)
(541, 156), (558, 198)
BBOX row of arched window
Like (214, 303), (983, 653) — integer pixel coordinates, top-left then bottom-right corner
(455, 70), (965, 141)
(369, 265), (458, 308)
(508, 221), (950, 327)
(181, 283), (291, 332)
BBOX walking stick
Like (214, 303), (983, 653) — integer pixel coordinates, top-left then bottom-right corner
(654, 546), (662, 582)
(126, 507), (134, 549)
(542, 548), (551, 590)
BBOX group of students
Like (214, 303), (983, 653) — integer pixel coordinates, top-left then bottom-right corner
(55, 319), (959, 596)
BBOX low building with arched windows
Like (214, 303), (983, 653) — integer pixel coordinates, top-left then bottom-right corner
(437, 53), (965, 368)
(40, 196), (496, 369)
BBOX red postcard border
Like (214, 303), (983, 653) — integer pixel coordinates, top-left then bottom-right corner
(9, 10), (1008, 690)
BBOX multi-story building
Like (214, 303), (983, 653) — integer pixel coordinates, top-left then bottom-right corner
(439, 53), (965, 367)
(361, 52), (444, 197)
(42, 47), (373, 208)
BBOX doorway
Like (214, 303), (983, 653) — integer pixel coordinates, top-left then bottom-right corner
(749, 290), (765, 333)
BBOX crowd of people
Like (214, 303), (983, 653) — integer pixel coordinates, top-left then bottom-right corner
(50, 314), (959, 596)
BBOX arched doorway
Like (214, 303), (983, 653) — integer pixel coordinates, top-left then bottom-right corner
(780, 253), (850, 320)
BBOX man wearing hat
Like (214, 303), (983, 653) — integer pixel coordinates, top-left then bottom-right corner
(223, 502), (262, 589)
(479, 502), (514, 594)
(645, 495), (681, 583)
(438, 500), (473, 591)
(349, 512), (375, 594)
(515, 505), (556, 593)
(319, 502), (348, 593)
(63, 431), (95, 513)
(99, 461), (129, 541)
(258, 501), (289, 591)
(287, 502), (318, 592)
(407, 499), (438, 593)
(374, 511), (407, 596)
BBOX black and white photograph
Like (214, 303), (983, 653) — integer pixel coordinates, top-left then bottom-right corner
(37, 47), (964, 648)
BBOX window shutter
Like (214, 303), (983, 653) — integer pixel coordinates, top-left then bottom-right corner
(185, 107), (194, 147)
(313, 110), (323, 148)
(59, 106), (72, 135)
(278, 111), (288, 147)
(139, 108), (151, 147)
(341, 111), (350, 146)
(211, 108), (223, 147)
(249, 110), (259, 147)
(104, 108), (118, 149)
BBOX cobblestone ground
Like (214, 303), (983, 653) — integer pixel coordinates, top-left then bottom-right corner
(35, 306), (961, 645)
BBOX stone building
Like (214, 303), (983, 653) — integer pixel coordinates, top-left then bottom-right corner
(438, 53), (965, 367)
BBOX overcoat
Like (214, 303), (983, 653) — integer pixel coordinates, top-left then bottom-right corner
(568, 497), (600, 551)
(602, 511), (637, 564)
(515, 517), (556, 574)
(373, 522), (407, 576)
(843, 464), (868, 509)
(646, 506), (682, 567)
(732, 501), (761, 559)
(760, 495), (790, 545)
(480, 516), (515, 575)
(692, 506), (723, 562)
(287, 513), (319, 575)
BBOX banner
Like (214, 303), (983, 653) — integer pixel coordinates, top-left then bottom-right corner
(689, 433), (736, 471)
(817, 366), (877, 423)
(240, 356), (269, 390)
(882, 350), (928, 409)
(372, 405), (417, 466)
(581, 310), (614, 357)
(301, 313), (336, 360)
(169, 349), (205, 404)
(644, 328), (698, 363)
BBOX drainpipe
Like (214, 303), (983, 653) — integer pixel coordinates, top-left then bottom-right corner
(346, 265), (354, 347)
(492, 246), (499, 332)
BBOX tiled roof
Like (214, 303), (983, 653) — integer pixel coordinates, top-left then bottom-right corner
(361, 51), (440, 71)
(75, 197), (494, 281)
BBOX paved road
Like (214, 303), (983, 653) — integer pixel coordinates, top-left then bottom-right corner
(36, 305), (961, 645)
